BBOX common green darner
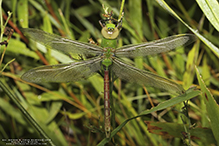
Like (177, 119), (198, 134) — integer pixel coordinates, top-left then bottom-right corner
(21, 12), (196, 138)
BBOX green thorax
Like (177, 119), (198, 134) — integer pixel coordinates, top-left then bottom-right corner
(101, 38), (117, 68)
(101, 37), (117, 49)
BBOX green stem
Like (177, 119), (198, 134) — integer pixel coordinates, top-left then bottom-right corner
(4, 12), (12, 29)
(0, 58), (15, 73)
(118, 0), (125, 21)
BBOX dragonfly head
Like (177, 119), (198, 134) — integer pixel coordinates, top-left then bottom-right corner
(101, 22), (119, 39)
(100, 13), (122, 40)
(99, 7), (123, 40)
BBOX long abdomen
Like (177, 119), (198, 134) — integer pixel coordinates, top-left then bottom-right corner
(104, 70), (111, 138)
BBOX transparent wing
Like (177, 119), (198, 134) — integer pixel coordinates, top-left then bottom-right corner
(21, 57), (102, 83)
(115, 34), (196, 57)
(112, 58), (185, 94)
(21, 28), (103, 55)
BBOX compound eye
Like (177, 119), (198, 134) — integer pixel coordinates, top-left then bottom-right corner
(108, 27), (114, 31)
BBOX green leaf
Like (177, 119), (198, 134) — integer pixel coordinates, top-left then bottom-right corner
(60, 110), (87, 120)
(183, 43), (199, 89)
(17, 0), (28, 28)
(46, 101), (63, 124)
(42, 12), (53, 33)
(139, 89), (200, 115)
(40, 92), (70, 102)
(129, 0), (143, 41)
(0, 98), (26, 125)
(196, 66), (219, 145)
(202, 55), (211, 86)
(196, 0), (219, 32)
(1, 37), (39, 59)
(89, 74), (103, 94)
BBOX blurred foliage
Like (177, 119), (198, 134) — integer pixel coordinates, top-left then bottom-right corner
(0, 0), (219, 145)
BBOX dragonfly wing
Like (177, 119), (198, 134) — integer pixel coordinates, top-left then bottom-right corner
(115, 34), (196, 57)
(21, 57), (102, 83)
(112, 58), (185, 94)
(21, 28), (103, 55)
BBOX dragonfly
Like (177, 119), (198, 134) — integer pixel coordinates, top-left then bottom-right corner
(21, 12), (196, 138)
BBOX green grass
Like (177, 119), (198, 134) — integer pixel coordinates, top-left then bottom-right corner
(0, 0), (219, 145)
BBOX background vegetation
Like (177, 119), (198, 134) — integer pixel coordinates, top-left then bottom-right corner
(0, 0), (219, 145)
